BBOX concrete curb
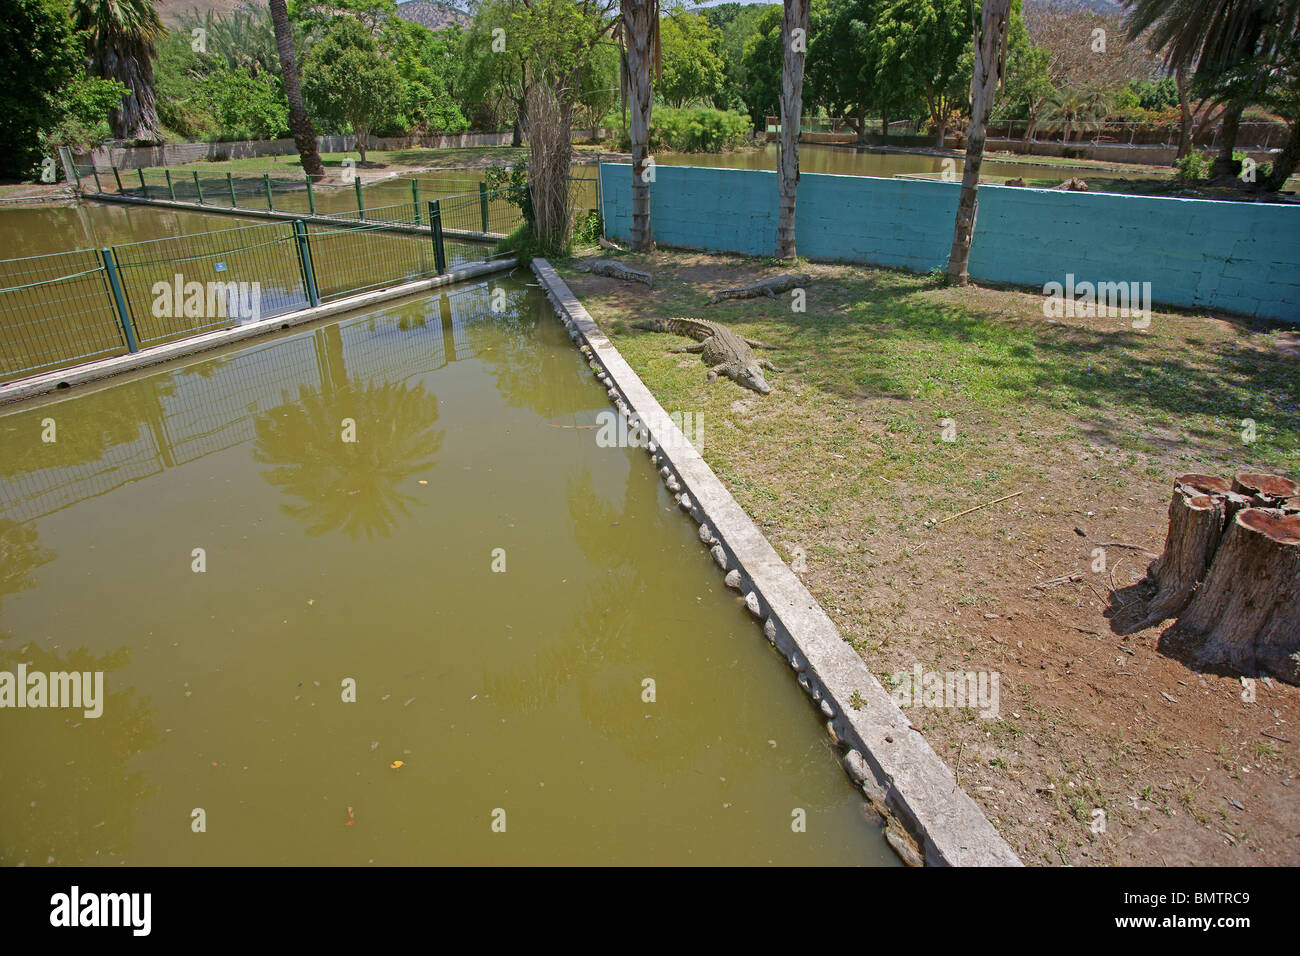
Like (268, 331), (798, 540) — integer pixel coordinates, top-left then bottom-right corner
(0, 259), (516, 405)
(85, 193), (506, 242)
(532, 257), (1022, 867)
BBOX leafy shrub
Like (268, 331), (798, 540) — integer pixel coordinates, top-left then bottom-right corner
(484, 162), (533, 228)
(1173, 150), (1212, 182)
(572, 209), (602, 247)
(494, 222), (547, 264)
(38, 76), (128, 157)
(620, 106), (750, 152)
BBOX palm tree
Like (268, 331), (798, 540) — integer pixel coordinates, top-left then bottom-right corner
(72, 0), (165, 142)
(1040, 87), (1111, 144)
(269, 0), (325, 179)
(619, 0), (658, 252)
(776, 0), (810, 261)
(1123, 0), (1300, 180)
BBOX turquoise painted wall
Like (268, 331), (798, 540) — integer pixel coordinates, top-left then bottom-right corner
(598, 163), (1300, 321)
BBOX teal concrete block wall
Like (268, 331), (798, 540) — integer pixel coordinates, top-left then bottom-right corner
(598, 163), (1300, 321)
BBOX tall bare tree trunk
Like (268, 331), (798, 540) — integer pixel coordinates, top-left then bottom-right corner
(1175, 62), (1193, 160)
(621, 1), (657, 252)
(946, 0), (1012, 286)
(270, 0), (325, 179)
(777, 0), (809, 261)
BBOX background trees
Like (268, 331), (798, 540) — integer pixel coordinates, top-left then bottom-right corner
(301, 16), (401, 161)
(72, 0), (166, 142)
(658, 9), (725, 107)
(1, 0), (124, 178)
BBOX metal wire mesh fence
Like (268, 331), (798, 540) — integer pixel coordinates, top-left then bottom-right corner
(74, 162), (527, 234)
(0, 205), (468, 384)
(0, 249), (130, 379)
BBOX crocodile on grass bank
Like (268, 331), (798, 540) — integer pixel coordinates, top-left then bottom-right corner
(707, 273), (812, 305)
(632, 317), (780, 395)
(576, 258), (653, 287)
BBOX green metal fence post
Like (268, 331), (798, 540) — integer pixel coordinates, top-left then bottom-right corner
(165, 168), (176, 201)
(264, 174), (274, 210)
(193, 170), (205, 204)
(305, 174), (316, 215)
(411, 178), (421, 224)
(70, 163), (82, 191)
(92, 167), (103, 193)
(479, 181), (490, 233)
(355, 178), (365, 219)
(227, 172), (237, 206)
(138, 168), (146, 196)
(293, 220), (320, 308)
(428, 200), (446, 274)
(112, 167), (124, 193)
(100, 248), (139, 353)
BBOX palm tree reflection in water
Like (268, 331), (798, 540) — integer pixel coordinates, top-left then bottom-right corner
(252, 326), (443, 540)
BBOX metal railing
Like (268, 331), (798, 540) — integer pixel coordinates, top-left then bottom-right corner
(69, 162), (525, 234)
(0, 211), (458, 384)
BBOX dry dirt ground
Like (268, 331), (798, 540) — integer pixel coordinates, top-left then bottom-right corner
(556, 248), (1300, 867)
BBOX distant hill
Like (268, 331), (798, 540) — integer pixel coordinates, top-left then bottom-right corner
(1024, 0), (1127, 15)
(394, 1), (470, 31)
(156, 0), (256, 28)
(155, 0), (471, 30)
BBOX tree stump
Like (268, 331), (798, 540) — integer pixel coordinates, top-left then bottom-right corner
(1231, 473), (1300, 502)
(1132, 481), (1225, 630)
(1177, 509), (1300, 684)
(1124, 471), (1300, 684)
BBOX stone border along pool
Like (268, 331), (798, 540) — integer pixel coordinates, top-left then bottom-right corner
(0, 259), (516, 405)
(532, 257), (1023, 867)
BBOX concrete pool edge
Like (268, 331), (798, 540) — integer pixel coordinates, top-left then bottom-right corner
(0, 258), (517, 405)
(532, 257), (1022, 868)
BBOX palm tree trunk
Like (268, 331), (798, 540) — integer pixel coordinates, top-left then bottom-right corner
(621, 0), (656, 252)
(1213, 100), (1244, 179)
(269, 0), (325, 179)
(101, 50), (163, 143)
(947, 0), (1012, 286)
(777, 0), (809, 261)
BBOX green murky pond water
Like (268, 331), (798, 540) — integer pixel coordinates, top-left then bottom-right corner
(0, 275), (896, 865)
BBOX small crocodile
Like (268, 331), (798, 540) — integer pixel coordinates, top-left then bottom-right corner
(707, 273), (811, 305)
(576, 258), (653, 287)
(632, 317), (779, 394)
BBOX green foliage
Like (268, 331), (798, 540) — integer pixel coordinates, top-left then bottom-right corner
(701, 2), (771, 113)
(1172, 150), (1212, 182)
(870, 0), (973, 141)
(381, 16), (468, 135)
(572, 209), (602, 247)
(0, 0), (84, 178)
(485, 163), (533, 228)
(659, 10), (727, 107)
(39, 76), (129, 154)
(1131, 77), (1179, 112)
(301, 16), (402, 156)
(1001, 40), (1055, 125)
(632, 107), (750, 153)
(196, 70), (290, 141)
(1041, 87), (1113, 142)
(494, 221), (547, 264)
(739, 6), (785, 127)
